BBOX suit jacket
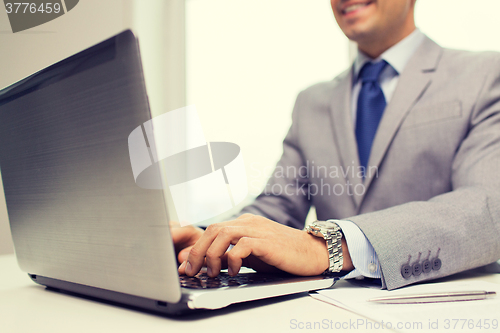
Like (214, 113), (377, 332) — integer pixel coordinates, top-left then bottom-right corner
(239, 36), (500, 290)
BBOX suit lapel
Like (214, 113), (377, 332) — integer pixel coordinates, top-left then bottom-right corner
(361, 37), (444, 203)
(329, 68), (364, 207)
(328, 37), (444, 210)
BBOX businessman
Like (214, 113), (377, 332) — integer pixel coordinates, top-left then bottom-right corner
(174, 0), (500, 290)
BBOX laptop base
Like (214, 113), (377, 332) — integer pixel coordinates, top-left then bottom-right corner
(29, 274), (193, 315)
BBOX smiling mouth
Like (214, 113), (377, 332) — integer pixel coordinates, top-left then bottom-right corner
(342, 1), (373, 15)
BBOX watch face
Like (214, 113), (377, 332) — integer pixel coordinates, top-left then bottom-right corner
(314, 221), (336, 229)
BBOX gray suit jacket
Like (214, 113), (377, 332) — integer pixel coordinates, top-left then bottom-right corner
(239, 36), (500, 290)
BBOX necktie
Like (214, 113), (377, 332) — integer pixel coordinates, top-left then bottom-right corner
(355, 60), (388, 178)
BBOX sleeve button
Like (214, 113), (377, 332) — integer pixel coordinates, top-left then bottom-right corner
(422, 259), (432, 274)
(412, 262), (422, 276)
(432, 258), (442, 271)
(401, 264), (412, 279)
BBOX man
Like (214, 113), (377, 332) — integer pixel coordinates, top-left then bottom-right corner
(174, 0), (500, 290)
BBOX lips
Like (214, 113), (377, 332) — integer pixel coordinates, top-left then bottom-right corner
(341, 1), (374, 15)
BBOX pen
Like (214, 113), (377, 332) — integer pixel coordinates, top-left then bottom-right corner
(368, 290), (497, 304)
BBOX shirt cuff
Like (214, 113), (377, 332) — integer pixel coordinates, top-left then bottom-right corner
(332, 219), (381, 280)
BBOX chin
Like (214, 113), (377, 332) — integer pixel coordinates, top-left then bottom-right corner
(342, 26), (375, 43)
(341, 16), (381, 40)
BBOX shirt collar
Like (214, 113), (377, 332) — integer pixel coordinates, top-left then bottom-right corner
(353, 29), (426, 81)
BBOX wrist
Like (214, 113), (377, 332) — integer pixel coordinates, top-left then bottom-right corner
(309, 233), (330, 274)
(313, 233), (354, 273)
(341, 237), (354, 272)
(307, 220), (348, 274)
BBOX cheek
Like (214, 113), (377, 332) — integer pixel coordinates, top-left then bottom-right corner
(380, 1), (411, 25)
(330, 7), (344, 30)
(330, 0), (340, 18)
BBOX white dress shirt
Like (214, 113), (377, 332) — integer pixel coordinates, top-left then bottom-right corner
(335, 29), (426, 280)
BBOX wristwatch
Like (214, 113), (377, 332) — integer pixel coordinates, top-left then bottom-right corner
(306, 220), (343, 273)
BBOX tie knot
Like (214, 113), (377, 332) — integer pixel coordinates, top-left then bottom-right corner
(358, 60), (388, 83)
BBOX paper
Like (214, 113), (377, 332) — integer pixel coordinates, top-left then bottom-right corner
(311, 280), (500, 333)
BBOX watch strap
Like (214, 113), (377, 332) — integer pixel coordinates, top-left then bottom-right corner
(325, 224), (343, 273)
(307, 220), (343, 273)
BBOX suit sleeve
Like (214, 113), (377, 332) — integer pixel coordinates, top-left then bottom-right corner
(236, 92), (312, 230)
(349, 61), (500, 290)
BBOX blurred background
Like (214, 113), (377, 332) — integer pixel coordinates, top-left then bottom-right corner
(1, 0), (499, 255)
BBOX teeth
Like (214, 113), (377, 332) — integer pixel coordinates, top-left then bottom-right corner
(344, 3), (368, 14)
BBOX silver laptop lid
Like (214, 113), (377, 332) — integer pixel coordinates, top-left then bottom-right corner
(0, 30), (181, 303)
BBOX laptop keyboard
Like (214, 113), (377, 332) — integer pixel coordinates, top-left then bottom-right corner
(179, 272), (286, 289)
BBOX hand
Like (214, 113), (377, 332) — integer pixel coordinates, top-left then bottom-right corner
(169, 221), (205, 263)
(177, 214), (352, 277)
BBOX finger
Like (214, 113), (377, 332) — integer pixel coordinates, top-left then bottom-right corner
(226, 237), (269, 276)
(178, 245), (193, 263)
(170, 226), (192, 245)
(205, 227), (251, 277)
(178, 257), (208, 275)
(178, 260), (187, 275)
(185, 222), (259, 276)
(171, 225), (202, 246)
(179, 245), (214, 267)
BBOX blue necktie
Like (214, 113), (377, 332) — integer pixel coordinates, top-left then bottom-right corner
(355, 60), (388, 178)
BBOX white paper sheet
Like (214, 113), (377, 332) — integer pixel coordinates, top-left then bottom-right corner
(312, 281), (500, 333)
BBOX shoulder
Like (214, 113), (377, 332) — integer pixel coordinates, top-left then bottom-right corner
(432, 46), (500, 120)
(438, 47), (500, 76)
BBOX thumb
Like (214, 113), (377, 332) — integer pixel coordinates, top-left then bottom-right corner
(178, 246), (193, 263)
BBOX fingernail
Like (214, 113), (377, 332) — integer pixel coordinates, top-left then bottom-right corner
(228, 267), (233, 276)
(186, 261), (192, 275)
(207, 266), (212, 277)
(179, 261), (186, 271)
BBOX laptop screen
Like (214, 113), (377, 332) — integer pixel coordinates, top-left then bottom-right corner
(0, 30), (181, 303)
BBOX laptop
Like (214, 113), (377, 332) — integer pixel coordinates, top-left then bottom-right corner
(0, 30), (337, 315)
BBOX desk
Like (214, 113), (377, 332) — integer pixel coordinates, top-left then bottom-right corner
(1, 254), (499, 333)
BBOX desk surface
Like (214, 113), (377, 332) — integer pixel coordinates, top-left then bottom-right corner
(1, 254), (499, 333)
